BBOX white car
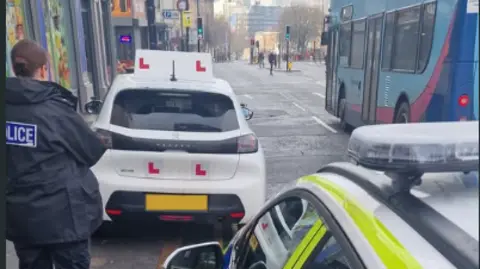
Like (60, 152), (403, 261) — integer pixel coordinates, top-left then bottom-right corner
(84, 50), (266, 232)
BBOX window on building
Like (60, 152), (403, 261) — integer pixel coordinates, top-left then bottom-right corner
(382, 12), (395, 70)
(339, 22), (352, 66)
(417, 2), (436, 72)
(350, 19), (366, 68)
(391, 6), (421, 71)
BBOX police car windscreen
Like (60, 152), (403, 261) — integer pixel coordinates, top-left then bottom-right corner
(111, 89), (239, 132)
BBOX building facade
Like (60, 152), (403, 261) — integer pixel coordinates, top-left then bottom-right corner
(5, 0), (113, 109)
(111, 0), (149, 65)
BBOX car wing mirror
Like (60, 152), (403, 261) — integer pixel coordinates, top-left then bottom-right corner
(84, 99), (103, 114)
(162, 241), (223, 269)
(242, 107), (254, 120)
(240, 104), (254, 120)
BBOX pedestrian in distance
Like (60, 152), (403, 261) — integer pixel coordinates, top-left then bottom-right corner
(268, 51), (275, 75)
(258, 52), (264, 68)
(6, 39), (107, 269)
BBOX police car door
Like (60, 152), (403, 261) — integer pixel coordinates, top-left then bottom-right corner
(233, 189), (331, 269)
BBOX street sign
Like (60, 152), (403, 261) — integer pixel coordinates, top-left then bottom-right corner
(177, 0), (187, 11)
(162, 9), (179, 19)
(182, 11), (192, 27)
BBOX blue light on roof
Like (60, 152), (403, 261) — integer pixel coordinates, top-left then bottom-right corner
(348, 121), (479, 173)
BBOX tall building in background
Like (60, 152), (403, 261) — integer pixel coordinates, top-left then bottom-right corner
(247, 5), (282, 36)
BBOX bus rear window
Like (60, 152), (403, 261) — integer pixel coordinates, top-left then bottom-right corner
(110, 89), (239, 132)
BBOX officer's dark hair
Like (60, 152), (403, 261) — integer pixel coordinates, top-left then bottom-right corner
(10, 39), (48, 78)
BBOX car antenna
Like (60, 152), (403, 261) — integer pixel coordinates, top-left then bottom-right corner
(170, 60), (177, 82)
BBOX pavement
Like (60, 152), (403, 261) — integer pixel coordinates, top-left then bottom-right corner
(5, 60), (349, 269)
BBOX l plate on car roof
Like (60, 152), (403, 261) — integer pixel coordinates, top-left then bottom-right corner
(133, 50), (214, 83)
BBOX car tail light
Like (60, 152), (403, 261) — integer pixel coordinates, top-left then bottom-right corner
(230, 212), (245, 219)
(106, 209), (122, 216)
(237, 134), (258, 153)
(458, 95), (469, 107)
(95, 129), (112, 149)
(159, 215), (193, 221)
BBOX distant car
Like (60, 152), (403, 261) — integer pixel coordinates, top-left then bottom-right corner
(162, 121), (479, 269)
(85, 50), (266, 233)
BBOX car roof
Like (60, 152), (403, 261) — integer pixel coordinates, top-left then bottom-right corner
(108, 74), (236, 98)
(308, 162), (478, 268)
(413, 172), (478, 240)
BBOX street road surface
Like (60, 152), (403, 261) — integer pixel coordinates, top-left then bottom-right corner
(5, 61), (350, 269)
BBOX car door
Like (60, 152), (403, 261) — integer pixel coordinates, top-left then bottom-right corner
(226, 188), (363, 269)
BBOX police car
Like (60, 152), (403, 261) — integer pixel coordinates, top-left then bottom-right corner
(84, 50), (266, 231)
(162, 121), (479, 269)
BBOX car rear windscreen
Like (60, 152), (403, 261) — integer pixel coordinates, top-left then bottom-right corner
(110, 89), (239, 132)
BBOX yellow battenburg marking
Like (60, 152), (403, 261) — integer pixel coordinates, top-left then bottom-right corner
(298, 175), (423, 269)
(293, 225), (328, 269)
(284, 220), (324, 269)
(249, 234), (259, 251)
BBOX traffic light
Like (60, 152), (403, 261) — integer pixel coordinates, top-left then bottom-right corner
(285, 25), (291, 40)
(197, 18), (203, 38)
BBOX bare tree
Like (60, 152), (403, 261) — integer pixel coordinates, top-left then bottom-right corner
(205, 16), (230, 49)
(230, 27), (249, 54)
(278, 5), (324, 54)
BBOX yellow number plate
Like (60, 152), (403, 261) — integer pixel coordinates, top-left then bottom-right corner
(145, 194), (208, 211)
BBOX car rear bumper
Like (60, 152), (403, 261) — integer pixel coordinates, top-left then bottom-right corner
(92, 152), (267, 224)
(104, 191), (246, 225)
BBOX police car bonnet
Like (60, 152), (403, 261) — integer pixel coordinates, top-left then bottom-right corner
(133, 50), (214, 83)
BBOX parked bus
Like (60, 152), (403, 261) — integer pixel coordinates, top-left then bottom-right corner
(322, 0), (479, 130)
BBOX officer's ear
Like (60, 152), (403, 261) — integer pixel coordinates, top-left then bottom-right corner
(38, 64), (48, 81)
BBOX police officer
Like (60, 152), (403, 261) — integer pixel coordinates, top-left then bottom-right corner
(6, 39), (106, 269)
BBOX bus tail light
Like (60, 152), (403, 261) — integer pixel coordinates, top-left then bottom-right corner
(458, 95), (469, 107)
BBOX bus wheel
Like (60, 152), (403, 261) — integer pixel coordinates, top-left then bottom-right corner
(339, 98), (352, 132)
(394, 102), (410, 123)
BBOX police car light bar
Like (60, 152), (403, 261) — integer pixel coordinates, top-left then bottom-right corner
(133, 50), (214, 83)
(347, 121), (479, 173)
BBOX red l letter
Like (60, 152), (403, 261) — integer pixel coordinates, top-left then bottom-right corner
(195, 164), (207, 176)
(196, 60), (206, 72)
(148, 162), (160, 174)
(139, 57), (150, 69)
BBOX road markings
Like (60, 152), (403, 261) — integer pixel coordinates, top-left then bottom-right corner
(244, 94), (253, 99)
(292, 102), (306, 112)
(312, 116), (337, 133)
(279, 92), (291, 100)
(312, 92), (325, 98)
(316, 81), (326, 87)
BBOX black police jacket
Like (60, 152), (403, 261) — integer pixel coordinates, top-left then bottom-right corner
(6, 77), (106, 245)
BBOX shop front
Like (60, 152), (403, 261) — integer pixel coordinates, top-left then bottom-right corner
(38, 0), (73, 89)
(33, 0), (99, 107)
(6, 0), (29, 77)
(6, 0), (108, 111)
